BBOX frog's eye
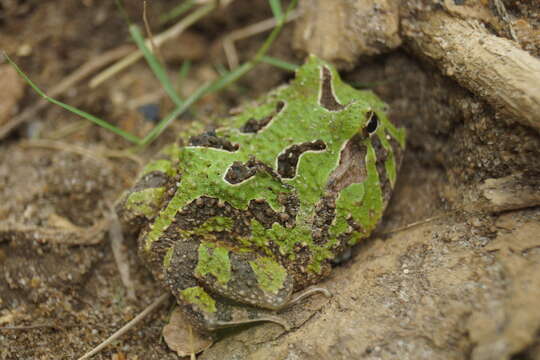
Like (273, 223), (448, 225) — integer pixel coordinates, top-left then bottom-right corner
(364, 111), (379, 136)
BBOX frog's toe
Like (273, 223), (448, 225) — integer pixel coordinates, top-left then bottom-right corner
(206, 312), (291, 331)
(284, 286), (332, 308)
(170, 285), (290, 332)
(194, 287), (331, 331)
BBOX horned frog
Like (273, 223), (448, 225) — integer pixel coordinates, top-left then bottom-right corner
(117, 55), (406, 332)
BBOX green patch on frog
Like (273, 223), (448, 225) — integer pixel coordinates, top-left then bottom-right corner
(180, 287), (217, 314)
(163, 246), (174, 270)
(193, 216), (234, 235)
(124, 187), (166, 219)
(195, 242), (232, 286)
(249, 256), (288, 294)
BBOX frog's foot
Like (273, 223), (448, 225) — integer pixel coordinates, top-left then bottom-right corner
(165, 240), (295, 332)
(207, 313), (290, 331)
(116, 144), (180, 227)
(282, 286), (332, 309)
(204, 287), (332, 331)
(171, 284), (294, 332)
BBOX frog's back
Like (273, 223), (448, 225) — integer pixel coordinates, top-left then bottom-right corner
(129, 55), (405, 291)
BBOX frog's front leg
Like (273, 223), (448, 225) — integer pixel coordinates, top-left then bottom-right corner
(116, 144), (180, 228)
(161, 237), (323, 331)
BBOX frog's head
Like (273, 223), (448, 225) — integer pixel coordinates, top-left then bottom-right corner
(293, 55), (405, 151)
(288, 55), (406, 225)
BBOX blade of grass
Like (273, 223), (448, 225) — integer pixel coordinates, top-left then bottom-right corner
(177, 60), (198, 117)
(159, 0), (196, 24)
(206, 63), (251, 94)
(141, 59), (261, 145)
(141, 81), (212, 145)
(252, 0), (297, 64)
(129, 24), (184, 107)
(178, 60), (191, 84)
(176, 60), (191, 97)
(2, 52), (142, 145)
(114, 0), (131, 25)
(222, 9), (299, 70)
(269, 0), (283, 22)
(177, 60), (194, 99)
(260, 55), (298, 72)
(214, 62), (230, 77)
(0, 45), (133, 141)
(212, 0), (298, 90)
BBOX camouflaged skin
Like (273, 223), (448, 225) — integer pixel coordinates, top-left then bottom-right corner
(117, 55), (406, 332)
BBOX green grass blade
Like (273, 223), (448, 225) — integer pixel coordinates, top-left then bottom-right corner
(159, 0), (196, 24)
(2, 52), (142, 144)
(206, 63), (252, 94)
(252, 0), (297, 63)
(114, 0), (131, 25)
(142, 81), (212, 145)
(214, 62), (229, 77)
(129, 24), (184, 107)
(260, 56), (298, 72)
(177, 60), (198, 117)
(178, 60), (191, 84)
(269, 0), (283, 22)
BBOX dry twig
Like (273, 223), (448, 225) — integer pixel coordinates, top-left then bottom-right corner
(403, 11), (540, 133)
(143, 1), (164, 64)
(77, 293), (169, 360)
(108, 203), (136, 300)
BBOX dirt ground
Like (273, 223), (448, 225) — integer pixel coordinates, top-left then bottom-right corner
(1, 1), (539, 359)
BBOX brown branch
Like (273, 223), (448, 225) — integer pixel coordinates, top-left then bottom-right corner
(403, 11), (540, 133)
(293, 2), (540, 132)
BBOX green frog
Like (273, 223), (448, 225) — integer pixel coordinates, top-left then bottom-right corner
(117, 55), (406, 333)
